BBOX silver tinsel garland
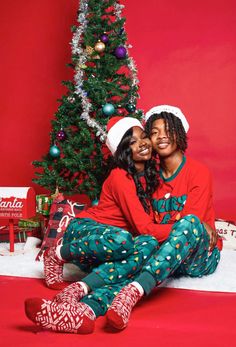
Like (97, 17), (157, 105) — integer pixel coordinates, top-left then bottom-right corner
(70, 0), (140, 142)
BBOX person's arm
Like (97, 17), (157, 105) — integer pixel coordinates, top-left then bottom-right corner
(180, 165), (215, 226)
(203, 222), (219, 250)
(111, 170), (171, 242)
(175, 163), (222, 250)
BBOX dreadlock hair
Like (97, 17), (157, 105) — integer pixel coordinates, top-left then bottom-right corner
(145, 112), (188, 153)
(108, 128), (159, 214)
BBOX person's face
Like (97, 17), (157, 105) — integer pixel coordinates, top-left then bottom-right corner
(129, 126), (152, 170)
(150, 118), (177, 157)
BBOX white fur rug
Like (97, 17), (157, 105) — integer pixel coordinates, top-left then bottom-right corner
(0, 240), (235, 293)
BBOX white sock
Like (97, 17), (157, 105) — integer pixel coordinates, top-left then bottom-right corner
(76, 281), (89, 295)
(131, 281), (144, 296)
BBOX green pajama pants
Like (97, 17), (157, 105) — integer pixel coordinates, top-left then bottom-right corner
(135, 214), (221, 294)
(62, 218), (138, 271)
(61, 217), (159, 316)
(80, 215), (221, 316)
(62, 218), (158, 275)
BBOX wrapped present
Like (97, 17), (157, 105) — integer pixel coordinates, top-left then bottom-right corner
(36, 195), (53, 216)
(18, 216), (41, 228)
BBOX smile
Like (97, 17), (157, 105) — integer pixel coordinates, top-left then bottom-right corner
(157, 142), (169, 149)
(139, 147), (151, 155)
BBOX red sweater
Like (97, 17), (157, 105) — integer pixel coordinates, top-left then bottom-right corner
(78, 168), (171, 242)
(152, 156), (215, 229)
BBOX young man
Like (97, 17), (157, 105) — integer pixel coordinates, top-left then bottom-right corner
(106, 105), (222, 330)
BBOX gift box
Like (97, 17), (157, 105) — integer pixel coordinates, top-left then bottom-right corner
(18, 216), (41, 228)
(36, 195), (53, 216)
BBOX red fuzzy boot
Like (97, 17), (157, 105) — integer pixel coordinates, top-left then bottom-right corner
(53, 281), (88, 306)
(24, 298), (95, 334)
(43, 247), (66, 290)
(106, 283), (143, 330)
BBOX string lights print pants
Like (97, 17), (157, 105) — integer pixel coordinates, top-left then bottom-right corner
(79, 215), (221, 316)
(60, 217), (159, 316)
(131, 214), (221, 294)
(62, 218), (158, 274)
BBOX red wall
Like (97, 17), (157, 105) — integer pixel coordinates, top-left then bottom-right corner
(1, 0), (235, 219)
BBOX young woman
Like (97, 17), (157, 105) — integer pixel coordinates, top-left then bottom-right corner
(106, 105), (222, 330)
(25, 116), (173, 334)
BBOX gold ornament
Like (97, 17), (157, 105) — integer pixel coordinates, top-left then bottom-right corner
(86, 46), (94, 55)
(85, 45), (100, 59)
(78, 64), (87, 69)
(94, 40), (105, 53)
(51, 186), (60, 200)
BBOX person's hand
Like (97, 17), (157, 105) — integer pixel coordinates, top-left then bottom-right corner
(203, 222), (219, 251)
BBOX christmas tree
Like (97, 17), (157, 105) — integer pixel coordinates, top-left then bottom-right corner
(33, 0), (142, 201)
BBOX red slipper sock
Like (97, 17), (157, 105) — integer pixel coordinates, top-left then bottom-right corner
(53, 281), (88, 306)
(106, 282), (143, 330)
(43, 246), (66, 290)
(24, 297), (96, 334)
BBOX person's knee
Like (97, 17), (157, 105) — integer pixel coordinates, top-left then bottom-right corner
(170, 214), (203, 241)
(179, 214), (201, 225)
(136, 235), (159, 247)
(103, 229), (134, 253)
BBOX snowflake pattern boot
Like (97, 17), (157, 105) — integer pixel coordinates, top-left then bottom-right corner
(106, 283), (143, 330)
(43, 246), (66, 290)
(53, 282), (88, 306)
(24, 297), (96, 334)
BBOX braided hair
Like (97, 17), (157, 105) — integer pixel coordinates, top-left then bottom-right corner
(109, 128), (158, 214)
(145, 112), (188, 152)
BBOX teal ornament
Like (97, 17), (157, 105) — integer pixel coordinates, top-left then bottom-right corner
(91, 199), (99, 206)
(125, 104), (136, 113)
(102, 103), (115, 116)
(49, 145), (60, 158)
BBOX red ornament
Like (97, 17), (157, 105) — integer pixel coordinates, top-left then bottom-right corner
(117, 107), (124, 115)
(56, 129), (66, 141)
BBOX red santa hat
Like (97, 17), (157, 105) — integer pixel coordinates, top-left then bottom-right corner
(106, 116), (143, 155)
(145, 104), (189, 133)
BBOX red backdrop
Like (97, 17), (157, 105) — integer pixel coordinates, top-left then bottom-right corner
(1, 0), (235, 219)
